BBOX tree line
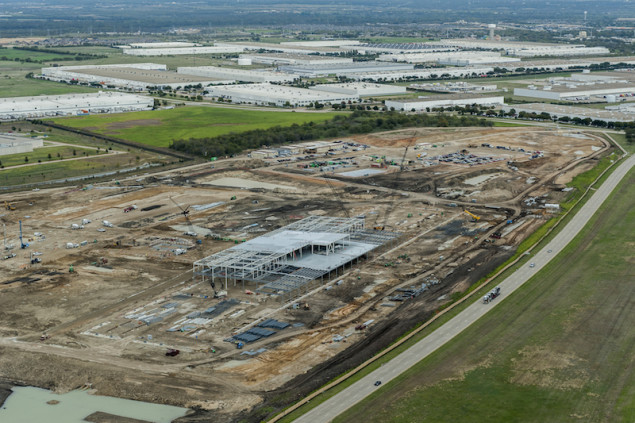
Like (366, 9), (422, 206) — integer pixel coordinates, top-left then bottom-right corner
(169, 111), (492, 158)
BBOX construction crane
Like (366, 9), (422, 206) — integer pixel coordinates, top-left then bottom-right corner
(377, 132), (417, 229)
(172, 197), (221, 298)
(19, 220), (28, 249)
(464, 210), (480, 222)
(322, 175), (350, 219)
(170, 197), (190, 218)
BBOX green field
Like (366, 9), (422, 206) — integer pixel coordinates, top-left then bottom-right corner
(55, 106), (339, 147)
(336, 168), (635, 423)
(0, 62), (98, 97)
(0, 145), (97, 168)
(0, 47), (73, 62)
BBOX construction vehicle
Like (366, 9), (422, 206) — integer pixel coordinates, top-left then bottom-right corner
(236, 342), (244, 350)
(4, 201), (16, 211)
(165, 348), (180, 357)
(19, 220), (28, 249)
(102, 220), (114, 228)
(463, 210), (480, 222)
(373, 226), (385, 231)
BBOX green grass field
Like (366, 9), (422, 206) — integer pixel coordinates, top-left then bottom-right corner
(0, 47), (73, 61)
(54, 106), (339, 147)
(335, 168), (635, 423)
(0, 145), (97, 168)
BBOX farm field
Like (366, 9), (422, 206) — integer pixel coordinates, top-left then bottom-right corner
(54, 106), (339, 147)
(335, 167), (635, 423)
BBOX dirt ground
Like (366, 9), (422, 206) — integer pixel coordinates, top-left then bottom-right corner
(0, 126), (610, 421)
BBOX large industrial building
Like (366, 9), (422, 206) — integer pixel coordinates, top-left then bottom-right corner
(502, 103), (635, 122)
(385, 94), (505, 111)
(343, 43), (456, 54)
(278, 62), (415, 78)
(193, 216), (400, 298)
(309, 82), (407, 97)
(378, 51), (521, 66)
(279, 40), (361, 48)
(0, 92), (153, 119)
(0, 133), (44, 156)
(409, 81), (498, 94)
(426, 39), (610, 57)
(124, 42), (199, 49)
(239, 53), (353, 66)
(215, 42), (342, 55)
(122, 46), (244, 56)
(205, 83), (359, 107)
(177, 66), (296, 83)
(342, 66), (495, 82)
(514, 72), (635, 101)
(41, 64), (232, 90)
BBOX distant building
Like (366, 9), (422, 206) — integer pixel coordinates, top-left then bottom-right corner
(0, 92), (153, 120)
(0, 133), (44, 156)
(386, 94), (505, 112)
(205, 83), (358, 107)
(309, 82), (407, 97)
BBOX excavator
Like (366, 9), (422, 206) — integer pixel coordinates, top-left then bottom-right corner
(464, 210), (480, 222)
(4, 201), (16, 211)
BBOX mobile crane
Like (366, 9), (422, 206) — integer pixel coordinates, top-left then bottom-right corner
(463, 210), (480, 222)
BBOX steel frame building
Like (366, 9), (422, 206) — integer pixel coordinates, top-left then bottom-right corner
(193, 216), (400, 299)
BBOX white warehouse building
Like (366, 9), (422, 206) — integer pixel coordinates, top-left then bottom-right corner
(0, 92), (153, 120)
(0, 133), (44, 156)
(309, 82), (407, 97)
(177, 66), (296, 83)
(41, 63), (232, 90)
(239, 53), (353, 66)
(378, 51), (520, 66)
(385, 95), (505, 112)
(123, 46), (244, 56)
(205, 83), (359, 107)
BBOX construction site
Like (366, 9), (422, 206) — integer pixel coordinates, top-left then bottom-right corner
(0, 126), (610, 422)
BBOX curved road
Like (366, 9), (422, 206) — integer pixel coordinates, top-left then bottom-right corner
(294, 151), (635, 423)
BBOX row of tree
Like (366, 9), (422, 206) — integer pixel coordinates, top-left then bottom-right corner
(169, 111), (492, 158)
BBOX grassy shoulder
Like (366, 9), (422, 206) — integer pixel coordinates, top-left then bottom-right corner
(336, 166), (635, 423)
(53, 106), (338, 148)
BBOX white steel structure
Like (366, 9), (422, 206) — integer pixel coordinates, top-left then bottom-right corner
(205, 83), (359, 107)
(310, 82), (407, 97)
(0, 92), (153, 120)
(193, 216), (400, 298)
(177, 66), (296, 83)
(386, 95), (505, 111)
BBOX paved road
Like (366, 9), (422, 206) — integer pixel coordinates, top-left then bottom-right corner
(294, 152), (635, 423)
